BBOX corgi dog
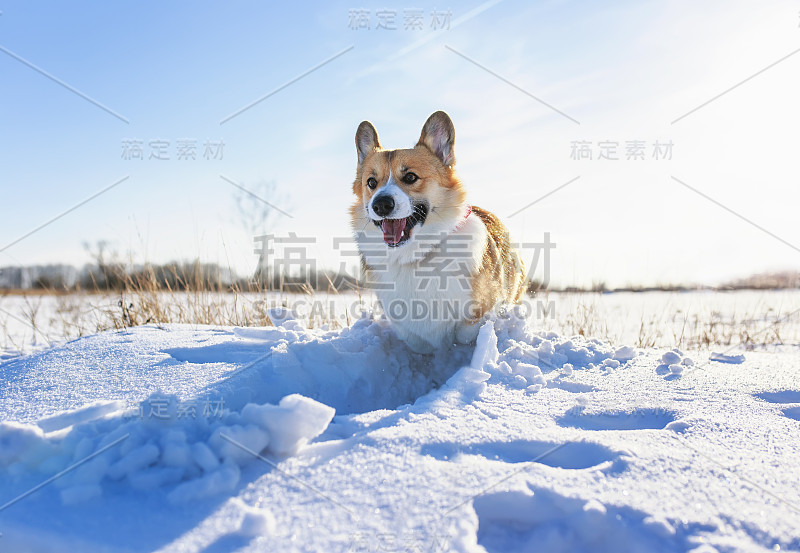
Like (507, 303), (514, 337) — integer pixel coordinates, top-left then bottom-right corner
(350, 111), (527, 354)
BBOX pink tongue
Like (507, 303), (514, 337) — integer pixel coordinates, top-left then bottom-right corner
(381, 218), (407, 244)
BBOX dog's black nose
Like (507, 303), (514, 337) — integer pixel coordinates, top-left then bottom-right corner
(372, 194), (395, 217)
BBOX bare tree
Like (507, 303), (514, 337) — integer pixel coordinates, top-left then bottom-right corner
(231, 179), (290, 285)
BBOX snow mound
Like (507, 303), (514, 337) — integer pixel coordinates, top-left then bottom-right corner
(192, 309), (618, 414)
(201, 312), (474, 414)
(488, 309), (620, 376)
(1, 392), (334, 505)
(656, 349), (695, 377)
(1, 308), (627, 508)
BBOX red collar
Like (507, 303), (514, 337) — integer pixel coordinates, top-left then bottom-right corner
(453, 205), (472, 232)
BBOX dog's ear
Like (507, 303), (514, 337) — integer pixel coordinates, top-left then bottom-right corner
(417, 111), (455, 167)
(356, 121), (381, 165)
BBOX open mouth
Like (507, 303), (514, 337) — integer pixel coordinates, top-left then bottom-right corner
(374, 202), (428, 247)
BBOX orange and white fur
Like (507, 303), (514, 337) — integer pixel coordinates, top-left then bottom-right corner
(350, 111), (527, 353)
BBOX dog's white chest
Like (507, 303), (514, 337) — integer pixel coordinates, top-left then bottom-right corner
(370, 215), (488, 353)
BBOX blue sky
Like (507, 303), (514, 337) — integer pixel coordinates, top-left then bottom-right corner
(1, 0), (798, 287)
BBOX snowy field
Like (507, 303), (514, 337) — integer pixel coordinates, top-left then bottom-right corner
(1, 295), (799, 552)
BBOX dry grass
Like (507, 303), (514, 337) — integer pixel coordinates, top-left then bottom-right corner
(534, 291), (799, 351)
(1, 282), (798, 356)
(0, 274), (364, 355)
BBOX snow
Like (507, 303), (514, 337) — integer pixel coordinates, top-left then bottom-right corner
(709, 352), (747, 364)
(0, 309), (799, 552)
(656, 350), (696, 380)
(613, 346), (637, 362)
(473, 486), (698, 553)
(233, 498), (276, 537)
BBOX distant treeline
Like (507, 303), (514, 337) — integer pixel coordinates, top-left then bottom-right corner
(0, 262), (363, 293)
(0, 263), (797, 294)
(721, 271), (800, 290)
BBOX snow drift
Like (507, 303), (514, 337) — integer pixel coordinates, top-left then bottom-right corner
(1, 307), (798, 553)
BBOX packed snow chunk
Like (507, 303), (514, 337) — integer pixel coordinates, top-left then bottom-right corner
(67, 456), (111, 486)
(232, 326), (290, 343)
(241, 394), (334, 456)
(549, 337), (614, 370)
(266, 307), (305, 330)
(129, 467), (185, 491)
(231, 498), (277, 537)
(513, 361), (543, 381)
(643, 515), (676, 537)
(496, 360), (513, 376)
(442, 365), (491, 398)
(191, 442), (220, 473)
(498, 359), (548, 389)
(561, 363), (574, 377)
(564, 345), (595, 366)
(681, 357), (695, 366)
(668, 364), (684, 375)
(582, 497), (607, 516)
(168, 459), (241, 504)
(36, 400), (125, 433)
(161, 439), (192, 468)
(0, 421), (50, 467)
(709, 352), (745, 364)
(660, 351), (682, 365)
(471, 321), (499, 370)
(666, 420), (692, 433)
(60, 484), (102, 505)
(535, 339), (555, 362)
(107, 443), (160, 480)
(503, 344), (524, 360)
(613, 346), (637, 362)
(72, 436), (99, 462)
(238, 508), (275, 537)
(461, 368), (493, 384)
(209, 424), (270, 464)
(512, 375), (528, 388)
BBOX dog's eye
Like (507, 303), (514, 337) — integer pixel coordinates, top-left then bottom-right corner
(402, 172), (418, 184)
(366, 177), (377, 189)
